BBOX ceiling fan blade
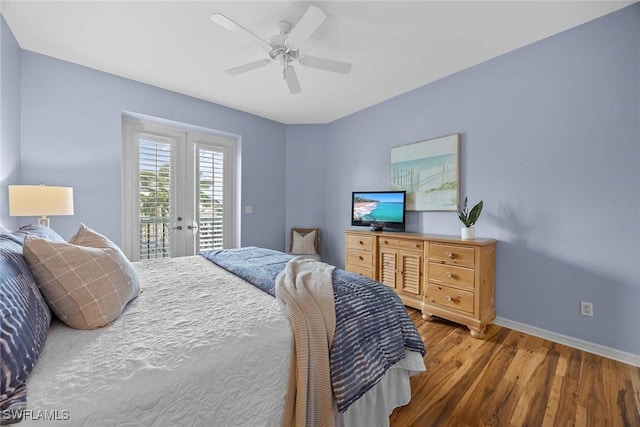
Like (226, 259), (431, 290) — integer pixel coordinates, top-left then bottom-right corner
(286, 6), (326, 49)
(210, 13), (272, 53)
(298, 55), (352, 74)
(283, 66), (302, 94)
(225, 59), (271, 76)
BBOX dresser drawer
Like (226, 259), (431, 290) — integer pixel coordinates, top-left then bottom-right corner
(429, 243), (475, 267)
(428, 263), (475, 290)
(347, 248), (374, 268)
(379, 237), (424, 252)
(346, 264), (375, 280)
(347, 234), (374, 252)
(426, 284), (474, 314)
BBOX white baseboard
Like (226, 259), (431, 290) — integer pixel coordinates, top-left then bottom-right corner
(493, 317), (640, 368)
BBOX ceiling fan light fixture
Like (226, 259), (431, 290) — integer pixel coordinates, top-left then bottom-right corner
(275, 52), (288, 66)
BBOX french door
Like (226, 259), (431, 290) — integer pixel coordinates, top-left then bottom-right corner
(122, 119), (236, 261)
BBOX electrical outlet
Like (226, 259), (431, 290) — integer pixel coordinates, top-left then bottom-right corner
(580, 301), (593, 317)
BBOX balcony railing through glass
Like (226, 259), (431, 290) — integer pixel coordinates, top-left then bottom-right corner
(139, 217), (223, 259)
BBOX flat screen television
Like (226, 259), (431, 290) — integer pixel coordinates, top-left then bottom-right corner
(351, 191), (406, 232)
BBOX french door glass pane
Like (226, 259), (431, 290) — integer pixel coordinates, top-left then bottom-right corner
(197, 147), (224, 252)
(138, 138), (172, 259)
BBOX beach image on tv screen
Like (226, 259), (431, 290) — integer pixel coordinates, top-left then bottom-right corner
(353, 193), (404, 223)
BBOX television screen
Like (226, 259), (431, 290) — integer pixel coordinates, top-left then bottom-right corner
(351, 191), (406, 231)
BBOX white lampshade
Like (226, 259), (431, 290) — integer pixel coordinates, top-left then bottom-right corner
(8, 185), (74, 227)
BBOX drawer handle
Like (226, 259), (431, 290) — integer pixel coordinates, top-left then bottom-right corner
(446, 251), (454, 258)
(446, 272), (453, 278)
(358, 241), (363, 245)
(445, 295), (460, 303)
(358, 256), (363, 260)
(415, 243), (420, 248)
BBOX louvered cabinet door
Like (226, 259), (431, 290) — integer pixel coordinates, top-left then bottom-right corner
(398, 250), (422, 299)
(378, 245), (423, 309)
(378, 248), (398, 290)
(377, 236), (424, 309)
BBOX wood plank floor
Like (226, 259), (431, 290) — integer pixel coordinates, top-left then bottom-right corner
(389, 308), (640, 427)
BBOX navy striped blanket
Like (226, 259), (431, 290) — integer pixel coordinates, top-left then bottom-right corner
(201, 247), (426, 413)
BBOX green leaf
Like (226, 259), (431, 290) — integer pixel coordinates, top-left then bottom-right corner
(467, 200), (483, 226)
(457, 197), (483, 227)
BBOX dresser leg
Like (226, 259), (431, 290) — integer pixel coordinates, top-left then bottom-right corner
(422, 312), (434, 321)
(469, 326), (486, 339)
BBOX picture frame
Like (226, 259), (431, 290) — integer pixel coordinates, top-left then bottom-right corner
(390, 133), (460, 211)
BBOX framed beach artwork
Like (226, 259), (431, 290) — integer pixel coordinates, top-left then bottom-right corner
(390, 134), (460, 211)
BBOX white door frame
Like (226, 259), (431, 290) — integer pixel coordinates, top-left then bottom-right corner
(122, 118), (238, 260)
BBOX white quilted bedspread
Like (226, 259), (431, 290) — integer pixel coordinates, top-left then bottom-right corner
(23, 256), (291, 426)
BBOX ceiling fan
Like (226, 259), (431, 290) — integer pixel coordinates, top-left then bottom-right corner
(210, 6), (352, 94)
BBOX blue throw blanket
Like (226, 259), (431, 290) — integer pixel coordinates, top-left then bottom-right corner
(201, 247), (426, 413)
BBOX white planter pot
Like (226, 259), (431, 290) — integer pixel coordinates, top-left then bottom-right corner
(461, 226), (475, 240)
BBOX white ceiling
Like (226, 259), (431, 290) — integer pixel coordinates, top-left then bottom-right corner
(1, 1), (632, 124)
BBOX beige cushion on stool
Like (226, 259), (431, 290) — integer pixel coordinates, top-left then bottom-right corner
(289, 228), (321, 261)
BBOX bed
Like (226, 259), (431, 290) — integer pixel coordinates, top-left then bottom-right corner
(1, 225), (426, 426)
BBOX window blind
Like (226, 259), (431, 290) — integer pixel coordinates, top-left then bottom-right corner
(197, 147), (224, 251)
(138, 138), (172, 259)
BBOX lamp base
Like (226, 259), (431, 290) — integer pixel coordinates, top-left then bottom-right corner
(38, 216), (50, 228)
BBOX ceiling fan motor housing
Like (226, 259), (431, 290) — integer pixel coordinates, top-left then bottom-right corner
(276, 21), (291, 35)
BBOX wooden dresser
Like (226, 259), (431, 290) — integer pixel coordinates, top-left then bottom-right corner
(344, 230), (496, 338)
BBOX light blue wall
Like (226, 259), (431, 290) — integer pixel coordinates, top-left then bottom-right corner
(285, 124), (327, 256)
(17, 51), (287, 248)
(0, 16), (20, 229)
(309, 4), (639, 355)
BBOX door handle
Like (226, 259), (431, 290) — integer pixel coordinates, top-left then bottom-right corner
(188, 222), (199, 235)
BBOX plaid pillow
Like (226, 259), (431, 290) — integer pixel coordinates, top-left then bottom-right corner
(23, 224), (140, 330)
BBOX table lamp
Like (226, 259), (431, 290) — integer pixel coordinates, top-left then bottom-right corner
(8, 185), (74, 227)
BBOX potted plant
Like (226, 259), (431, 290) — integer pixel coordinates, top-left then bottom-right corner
(457, 197), (483, 240)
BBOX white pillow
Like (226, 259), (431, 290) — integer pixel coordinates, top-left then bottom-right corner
(291, 230), (317, 255)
